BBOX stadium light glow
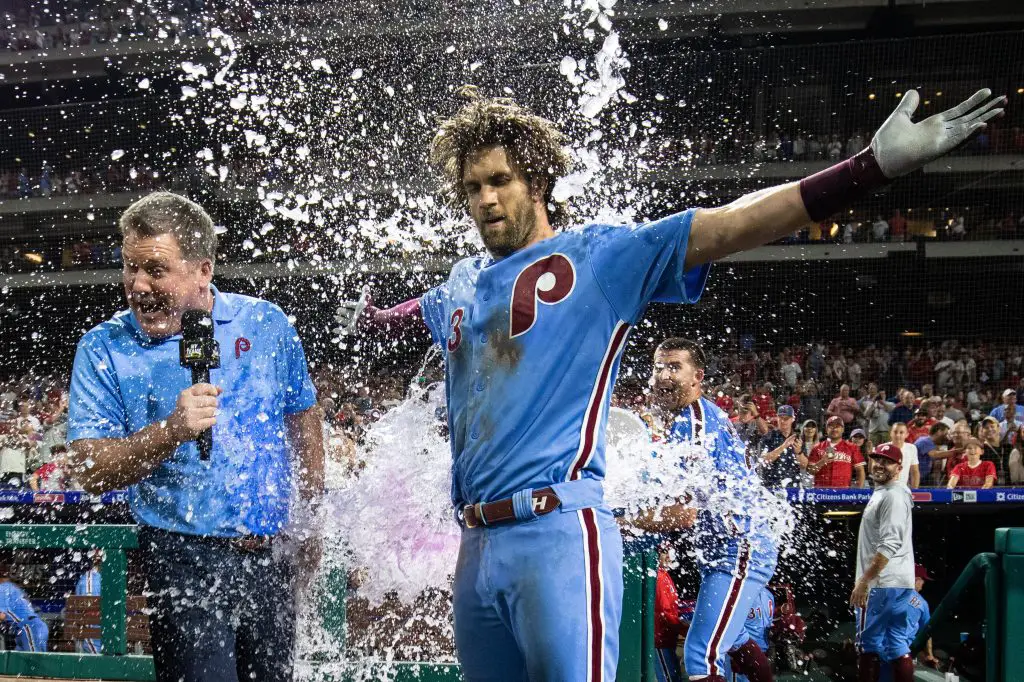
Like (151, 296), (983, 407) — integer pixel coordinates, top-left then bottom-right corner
(900, 331), (924, 337)
(22, 253), (43, 264)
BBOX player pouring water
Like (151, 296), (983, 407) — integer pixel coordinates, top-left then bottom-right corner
(338, 84), (1004, 681)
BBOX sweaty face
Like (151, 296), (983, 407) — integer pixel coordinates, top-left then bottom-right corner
(869, 456), (900, 484)
(651, 349), (703, 412)
(462, 146), (540, 258)
(122, 232), (212, 338)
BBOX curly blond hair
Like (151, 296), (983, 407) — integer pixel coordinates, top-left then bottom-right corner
(430, 85), (572, 227)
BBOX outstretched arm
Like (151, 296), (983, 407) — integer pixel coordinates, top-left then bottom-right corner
(685, 88), (1005, 268)
(335, 289), (427, 336)
(365, 298), (425, 332)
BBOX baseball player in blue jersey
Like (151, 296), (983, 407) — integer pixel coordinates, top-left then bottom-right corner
(0, 572), (48, 651)
(632, 339), (777, 682)
(878, 563), (937, 682)
(338, 85), (1003, 680)
(74, 553), (103, 653)
(743, 587), (775, 654)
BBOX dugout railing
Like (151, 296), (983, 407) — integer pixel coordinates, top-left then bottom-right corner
(910, 527), (1024, 682)
(0, 523), (659, 682)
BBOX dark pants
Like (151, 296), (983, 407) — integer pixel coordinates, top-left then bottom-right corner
(138, 527), (296, 682)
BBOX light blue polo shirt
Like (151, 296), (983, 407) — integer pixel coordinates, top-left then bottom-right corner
(68, 287), (317, 537)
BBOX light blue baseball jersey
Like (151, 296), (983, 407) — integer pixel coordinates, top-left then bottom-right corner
(908, 591), (930, 632)
(743, 587), (775, 650)
(75, 569), (101, 597)
(68, 287), (317, 537)
(420, 210), (710, 506)
(75, 569), (102, 653)
(666, 396), (778, 571)
(0, 581), (38, 624)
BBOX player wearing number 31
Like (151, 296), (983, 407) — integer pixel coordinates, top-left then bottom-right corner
(337, 85), (1004, 682)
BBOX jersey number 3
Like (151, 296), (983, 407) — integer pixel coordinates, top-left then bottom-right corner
(510, 253), (576, 338)
(448, 308), (465, 352)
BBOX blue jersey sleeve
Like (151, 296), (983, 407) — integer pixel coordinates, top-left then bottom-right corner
(68, 332), (127, 442)
(420, 284), (450, 348)
(587, 209), (711, 324)
(275, 308), (317, 415)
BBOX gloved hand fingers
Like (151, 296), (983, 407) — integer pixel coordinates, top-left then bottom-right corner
(893, 89), (920, 120)
(957, 95), (1005, 125)
(939, 88), (992, 121)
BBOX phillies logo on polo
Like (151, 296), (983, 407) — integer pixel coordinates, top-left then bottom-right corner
(235, 337), (251, 359)
(510, 253), (576, 338)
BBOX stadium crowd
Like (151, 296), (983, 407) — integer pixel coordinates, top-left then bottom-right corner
(4, 340), (1024, 493)
(686, 120), (1024, 167)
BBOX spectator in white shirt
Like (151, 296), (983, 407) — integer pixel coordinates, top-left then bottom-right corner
(781, 356), (803, 390)
(827, 135), (843, 160)
(950, 215), (965, 239)
(884, 422), (921, 488)
(871, 215), (889, 242)
(846, 131), (864, 157)
(934, 354), (956, 392)
(792, 134), (806, 160)
(943, 395), (965, 423)
(863, 384), (895, 447)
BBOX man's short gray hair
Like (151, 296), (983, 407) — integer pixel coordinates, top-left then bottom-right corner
(118, 191), (217, 261)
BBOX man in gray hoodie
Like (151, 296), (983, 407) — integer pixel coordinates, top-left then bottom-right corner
(850, 443), (916, 682)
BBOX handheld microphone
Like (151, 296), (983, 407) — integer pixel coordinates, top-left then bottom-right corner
(179, 309), (220, 461)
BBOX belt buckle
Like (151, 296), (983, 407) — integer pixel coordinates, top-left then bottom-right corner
(231, 536), (269, 552)
(462, 505), (479, 529)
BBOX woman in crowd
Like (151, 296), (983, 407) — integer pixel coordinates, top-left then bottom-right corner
(850, 428), (871, 462)
(1007, 423), (1024, 485)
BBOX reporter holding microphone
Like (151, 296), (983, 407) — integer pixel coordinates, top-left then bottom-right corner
(67, 192), (324, 682)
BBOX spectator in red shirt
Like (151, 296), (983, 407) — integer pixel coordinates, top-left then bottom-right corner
(826, 384), (861, 434)
(752, 382), (776, 419)
(738, 354), (758, 388)
(890, 208), (908, 242)
(941, 420), (972, 479)
(27, 446), (69, 491)
(714, 388), (735, 417)
(806, 416), (866, 487)
(905, 408), (936, 445)
(947, 439), (996, 489)
(654, 547), (684, 679)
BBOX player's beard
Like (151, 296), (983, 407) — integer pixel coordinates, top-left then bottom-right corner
(479, 200), (537, 259)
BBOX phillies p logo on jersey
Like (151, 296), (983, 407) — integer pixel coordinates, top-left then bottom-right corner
(510, 253), (576, 338)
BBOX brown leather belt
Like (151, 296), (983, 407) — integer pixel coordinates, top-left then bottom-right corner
(462, 488), (561, 529)
(209, 535), (274, 552)
(229, 535), (274, 552)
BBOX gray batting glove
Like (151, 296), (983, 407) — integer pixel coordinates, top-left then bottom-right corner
(870, 88), (1005, 179)
(333, 286), (370, 337)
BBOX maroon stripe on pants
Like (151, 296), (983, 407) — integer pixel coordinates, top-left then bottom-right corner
(706, 542), (750, 676)
(582, 507), (604, 681)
